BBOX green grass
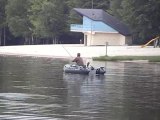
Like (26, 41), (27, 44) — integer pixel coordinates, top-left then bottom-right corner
(92, 56), (160, 62)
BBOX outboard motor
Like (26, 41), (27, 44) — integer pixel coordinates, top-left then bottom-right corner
(96, 68), (100, 74)
(96, 67), (106, 75)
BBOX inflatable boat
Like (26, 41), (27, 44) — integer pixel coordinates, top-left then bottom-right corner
(63, 64), (106, 75)
(63, 64), (90, 74)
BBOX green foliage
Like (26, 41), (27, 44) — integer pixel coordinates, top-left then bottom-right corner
(0, 0), (8, 45)
(0, 0), (7, 28)
(110, 0), (160, 43)
(29, 0), (51, 38)
(29, 0), (68, 39)
(43, 0), (68, 38)
(109, 0), (123, 17)
(6, 0), (32, 37)
(67, 0), (110, 9)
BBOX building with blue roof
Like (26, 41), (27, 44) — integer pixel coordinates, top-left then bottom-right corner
(70, 8), (132, 46)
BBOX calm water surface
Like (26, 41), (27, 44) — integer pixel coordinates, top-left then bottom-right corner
(0, 56), (160, 120)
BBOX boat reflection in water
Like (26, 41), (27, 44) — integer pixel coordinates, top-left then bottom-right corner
(63, 72), (107, 119)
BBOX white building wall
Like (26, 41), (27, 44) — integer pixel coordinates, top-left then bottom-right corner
(119, 35), (126, 45)
(84, 32), (130, 46)
(125, 36), (132, 45)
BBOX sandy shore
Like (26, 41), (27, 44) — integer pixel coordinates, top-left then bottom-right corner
(0, 44), (160, 58)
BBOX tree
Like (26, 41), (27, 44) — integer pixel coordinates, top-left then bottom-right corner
(29, 0), (48, 44)
(6, 0), (33, 44)
(29, 0), (68, 44)
(109, 0), (123, 16)
(43, 0), (68, 43)
(116, 0), (160, 43)
(67, 0), (109, 9)
(93, 0), (110, 10)
(0, 0), (7, 46)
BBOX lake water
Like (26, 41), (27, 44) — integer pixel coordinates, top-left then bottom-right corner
(0, 56), (160, 120)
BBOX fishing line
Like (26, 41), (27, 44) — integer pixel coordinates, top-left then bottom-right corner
(61, 45), (73, 58)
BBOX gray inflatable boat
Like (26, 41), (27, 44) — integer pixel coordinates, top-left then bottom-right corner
(63, 64), (90, 74)
(63, 64), (106, 75)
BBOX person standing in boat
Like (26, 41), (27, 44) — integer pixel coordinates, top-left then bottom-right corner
(72, 53), (84, 66)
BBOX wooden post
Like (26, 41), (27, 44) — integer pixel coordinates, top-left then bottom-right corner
(3, 27), (6, 46)
(106, 42), (108, 56)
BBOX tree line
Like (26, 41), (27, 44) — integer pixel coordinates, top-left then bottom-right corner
(0, 0), (160, 46)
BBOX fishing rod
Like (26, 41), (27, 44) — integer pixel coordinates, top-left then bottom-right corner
(47, 45), (73, 62)
(61, 45), (73, 58)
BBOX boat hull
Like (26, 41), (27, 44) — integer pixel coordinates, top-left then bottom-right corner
(63, 64), (90, 74)
(63, 64), (106, 75)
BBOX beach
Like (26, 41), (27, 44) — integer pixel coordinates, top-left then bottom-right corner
(0, 44), (160, 58)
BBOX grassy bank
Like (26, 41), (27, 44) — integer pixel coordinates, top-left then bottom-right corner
(93, 56), (160, 62)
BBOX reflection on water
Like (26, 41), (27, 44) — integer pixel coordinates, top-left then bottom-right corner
(0, 56), (160, 120)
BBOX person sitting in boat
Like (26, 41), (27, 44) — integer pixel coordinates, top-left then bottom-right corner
(72, 53), (84, 66)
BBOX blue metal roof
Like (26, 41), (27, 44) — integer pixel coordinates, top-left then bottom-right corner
(73, 8), (131, 36)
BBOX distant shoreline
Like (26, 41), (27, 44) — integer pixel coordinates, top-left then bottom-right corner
(93, 56), (160, 62)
